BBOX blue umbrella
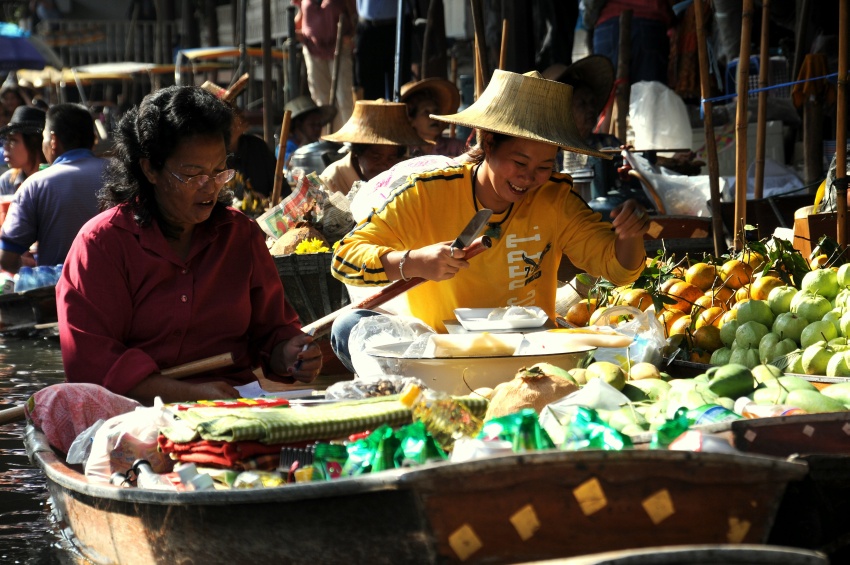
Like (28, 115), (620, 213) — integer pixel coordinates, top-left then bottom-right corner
(0, 22), (58, 71)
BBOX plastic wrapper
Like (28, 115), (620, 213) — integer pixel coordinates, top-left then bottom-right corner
(232, 470), (285, 488)
(395, 421), (447, 467)
(629, 81), (692, 153)
(449, 437), (514, 463)
(623, 150), (720, 217)
(257, 169), (322, 239)
(477, 409), (554, 452)
(325, 375), (427, 401)
(589, 305), (666, 367)
(650, 407), (690, 449)
(311, 443), (348, 481)
(558, 406), (633, 451)
(341, 424), (399, 477)
(348, 314), (435, 377)
(66, 419), (105, 466)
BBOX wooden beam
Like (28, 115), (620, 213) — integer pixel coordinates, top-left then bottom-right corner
(733, 0), (754, 251)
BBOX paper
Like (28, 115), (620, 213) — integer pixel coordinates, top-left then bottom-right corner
(234, 381), (316, 400)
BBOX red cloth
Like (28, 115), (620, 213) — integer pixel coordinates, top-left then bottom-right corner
(27, 383), (140, 454)
(158, 436), (283, 469)
(57, 204), (304, 395)
(597, 0), (674, 27)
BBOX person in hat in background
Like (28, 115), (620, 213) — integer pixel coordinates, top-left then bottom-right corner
(0, 103), (106, 274)
(201, 75), (282, 202)
(293, 0), (357, 133)
(282, 95), (338, 168)
(0, 105), (47, 195)
(328, 70), (649, 372)
(319, 99), (429, 196)
(400, 77), (467, 158)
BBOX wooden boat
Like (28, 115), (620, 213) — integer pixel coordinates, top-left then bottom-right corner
(25, 424), (806, 565)
(0, 286), (57, 335)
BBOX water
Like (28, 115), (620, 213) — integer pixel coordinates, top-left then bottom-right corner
(0, 334), (79, 564)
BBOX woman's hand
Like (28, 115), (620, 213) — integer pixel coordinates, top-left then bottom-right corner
(389, 242), (470, 282)
(272, 333), (322, 383)
(610, 199), (650, 240)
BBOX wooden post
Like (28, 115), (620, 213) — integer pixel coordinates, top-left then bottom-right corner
(474, 35), (484, 99)
(469, 0), (489, 85)
(695, 0), (725, 257)
(802, 65), (824, 186)
(449, 54), (457, 138)
(836, 0), (848, 246)
(733, 0), (753, 251)
(753, 0), (770, 200)
(791, 0), (812, 84)
(499, 19), (509, 71)
(271, 110), (292, 207)
(327, 14), (345, 134)
(421, 0), (436, 78)
(262, 0), (274, 149)
(615, 10), (632, 143)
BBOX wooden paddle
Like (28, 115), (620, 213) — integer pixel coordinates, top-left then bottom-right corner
(0, 352), (235, 426)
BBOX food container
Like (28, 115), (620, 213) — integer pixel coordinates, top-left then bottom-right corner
(453, 306), (548, 331)
(367, 332), (594, 395)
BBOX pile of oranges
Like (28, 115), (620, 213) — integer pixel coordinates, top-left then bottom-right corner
(564, 250), (787, 362)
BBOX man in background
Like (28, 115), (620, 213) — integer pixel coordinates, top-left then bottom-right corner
(0, 103), (105, 272)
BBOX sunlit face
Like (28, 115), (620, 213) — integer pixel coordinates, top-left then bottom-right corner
(571, 85), (598, 140)
(3, 132), (30, 169)
(357, 145), (404, 181)
(481, 135), (558, 208)
(409, 99), (443, 142)
(145, 135), (230, 232)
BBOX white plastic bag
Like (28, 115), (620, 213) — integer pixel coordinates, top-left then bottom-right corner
(538, 379), (630, 445)
(66, 419), (105, 466)
(348, 314), (435, 378)
(629, 81), (693, 152)
(85, 400), (175, 483)
(590, 305), (666, 367)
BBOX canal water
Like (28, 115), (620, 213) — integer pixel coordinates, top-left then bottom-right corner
(0, 334), (78, 564)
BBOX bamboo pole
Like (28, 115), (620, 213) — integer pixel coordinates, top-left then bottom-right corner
(754, 0), (770, 200)
(614, 10), (632, 143)
(694, 0), (724, 257)
(326, 14), (345, 135)
(733, 0), (754, 251)
(421, 0), (437, 78)
(449, 54), (457, 139)
(499, 19), (509, 70)
(836, 0), (848, 246)
(262, 0), (274, 148)
(474, 35), (483, 99)
(271, 110), (292, 206)
(469, 0), (489, 87)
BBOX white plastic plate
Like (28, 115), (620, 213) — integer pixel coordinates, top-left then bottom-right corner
(454, 307), (548, 331)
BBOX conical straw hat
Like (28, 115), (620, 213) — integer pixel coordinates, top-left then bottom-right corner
(400, 77), (461, 116)
(284, 95), (338, 124)
(322, 100), (432, 146)
(542, 55), (615, 119)
(431, 69), (610, 159)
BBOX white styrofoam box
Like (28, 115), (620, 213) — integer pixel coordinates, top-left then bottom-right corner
(692, 121), (784, 177)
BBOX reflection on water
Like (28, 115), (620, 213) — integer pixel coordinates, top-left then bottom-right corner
(0, 335), (77, 564)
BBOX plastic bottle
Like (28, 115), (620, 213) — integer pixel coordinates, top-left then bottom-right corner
(734, 397), (807, 419)
(686, 404), (744, 426)
(399, 384), (483, 452)
(33, 265), (53, 288)
(132, 459), (178, 491)
(13, 266), (35, 293)
(52, 263), (63, 285)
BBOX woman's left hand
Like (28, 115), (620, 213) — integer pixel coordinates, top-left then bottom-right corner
(610, 199), (650, 240)
(275, 333), (323, 383)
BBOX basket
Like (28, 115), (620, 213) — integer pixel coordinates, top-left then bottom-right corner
(273, 253), (350, 324)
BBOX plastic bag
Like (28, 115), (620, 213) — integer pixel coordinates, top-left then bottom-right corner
(348, 314), (435, 377)
(624, 150), (719, 217)
(589, 305), (666, 367)
(325, 375), (427, 400)
(85, 400), (175, 483)
(629, 81), (693, 152)
(66, 419), (105, 466)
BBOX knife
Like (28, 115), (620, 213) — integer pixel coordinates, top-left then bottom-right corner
(451, 208), (493, 249)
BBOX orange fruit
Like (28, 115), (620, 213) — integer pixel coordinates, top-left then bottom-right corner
(718, 309), (738, 328)
(698, 291), (729, 311)
(692, 294), (714, 314)
(695, 306), (725, 329)
(669, 314), (693, 336)
(810, 254), (829, 269)
(750, 275), (784, 301)
(659, 277), (684, 294)
(566, 299), (598, 327)
(689, 350), (712, 363)
(738, 249), (766, 271)
(720, 259), (753, 290)
(618, 288), (653, 311)
(665, 281), (704, 313)
(658, 309), (685, 337)
(735, 286), (751, 303)
(710, 285), (736, 307)
(685, 263), (718, 292)
(731, 297), (750, 310)
(693, 325), (723, 352)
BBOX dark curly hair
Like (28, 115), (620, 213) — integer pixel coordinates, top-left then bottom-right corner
(99, 86), (233, 239)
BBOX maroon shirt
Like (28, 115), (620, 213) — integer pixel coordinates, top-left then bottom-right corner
(58, 204), (303, 395)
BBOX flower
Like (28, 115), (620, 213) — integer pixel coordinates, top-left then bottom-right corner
(294, 238), (331, 254)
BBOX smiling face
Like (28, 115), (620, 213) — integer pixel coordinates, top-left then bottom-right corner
(355, 144), (405, 181)
(142, 134), (229, 235)
(477, 134), (558, 211)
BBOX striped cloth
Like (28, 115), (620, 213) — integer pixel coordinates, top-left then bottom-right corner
(161, 395), (488, 445)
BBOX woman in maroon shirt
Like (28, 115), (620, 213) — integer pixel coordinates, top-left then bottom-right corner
(57, 86), (321, 405)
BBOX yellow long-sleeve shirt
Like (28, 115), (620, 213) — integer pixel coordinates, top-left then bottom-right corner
(332, 162), (644, 332)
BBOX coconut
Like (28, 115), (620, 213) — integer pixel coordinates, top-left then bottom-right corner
(270, 223), (329, 256)
(484, 362), (579, 420)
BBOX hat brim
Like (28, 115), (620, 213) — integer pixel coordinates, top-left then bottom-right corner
(0, 121), (43, 137)
(400, 78), (461, 116)
(543, 55), (615, 118)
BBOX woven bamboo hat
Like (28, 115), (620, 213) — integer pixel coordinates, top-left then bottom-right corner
(200, 73), (249, 104)
(542, 55), (615, 118)
(431, 69), (610, 159)
(284, 95), (338, 125)
(322, 100), (432, 146)
(400, 77), (461, 116)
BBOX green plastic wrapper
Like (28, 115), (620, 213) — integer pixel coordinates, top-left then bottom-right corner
(341, 425), (401, 477)
(561, 406), (633, 451)
(477, 409), (555, 452)
(650, 407), (690, 449)
(311, 443), (348, 481)
(394, 420), (447, 467)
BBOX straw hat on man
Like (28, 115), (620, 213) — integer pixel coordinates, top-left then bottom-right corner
(400, 77), (466, 158)
(319, 100), (429, 195)
(327, 69), (650, 354)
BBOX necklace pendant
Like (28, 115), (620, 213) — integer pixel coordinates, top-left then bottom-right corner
(485, 224), (501, 239)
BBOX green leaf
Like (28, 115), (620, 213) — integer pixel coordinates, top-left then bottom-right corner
(576, 273), (595, 286)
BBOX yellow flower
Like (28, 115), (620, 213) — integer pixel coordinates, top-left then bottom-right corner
(294, 238), (331, 254)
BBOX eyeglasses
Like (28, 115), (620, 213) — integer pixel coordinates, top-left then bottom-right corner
(165, 166), (236, 190)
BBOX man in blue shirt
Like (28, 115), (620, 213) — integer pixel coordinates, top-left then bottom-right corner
(355, 0), (412, 99)
(0, 103), (106, 273)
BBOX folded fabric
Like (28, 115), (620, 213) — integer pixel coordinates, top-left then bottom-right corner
(27, 383), (140, 454)
(161, 395), (488, 445)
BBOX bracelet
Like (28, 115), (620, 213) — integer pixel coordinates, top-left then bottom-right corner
(398, 250), (411, 281)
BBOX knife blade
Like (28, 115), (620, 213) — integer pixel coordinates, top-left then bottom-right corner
(451, 208), (493, 249)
